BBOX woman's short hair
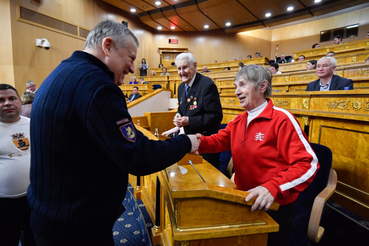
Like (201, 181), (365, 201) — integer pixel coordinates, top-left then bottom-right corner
(235, 65), (272, 97)
(21, 92), (35, 105)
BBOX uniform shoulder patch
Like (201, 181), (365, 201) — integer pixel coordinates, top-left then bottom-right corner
(119, 122), (136, 142)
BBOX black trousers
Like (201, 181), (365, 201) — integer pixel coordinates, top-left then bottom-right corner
(0, 196), (36, 246)
(31, 212), (115, 246)
(266, 203), (295, 246)
(201, 152), (220, 169)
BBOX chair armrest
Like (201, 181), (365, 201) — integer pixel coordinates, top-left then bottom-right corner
(308, 169), (337, 243)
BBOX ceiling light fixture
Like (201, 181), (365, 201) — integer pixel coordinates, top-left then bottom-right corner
(130, 8), (136, 13)
(265, 13), (271, 17)
(314, 0), (322, 3)
(155, 1), (161, 6)
(157, 26), (162, 30)
(143, 5), (148, 9)
(204, 24), (209, 29)
(287, 6), (294, 11)
(171, 26), (175, 29)
(226, 22), (231, 26)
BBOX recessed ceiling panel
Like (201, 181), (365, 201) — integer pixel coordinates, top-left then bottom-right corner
(103, 0), (154, 13)
(198, 0), (258, 28)
(139, 15), (171, 31)
(176, 5), (217, 30)
(150, 11), (177, 31)
(162, 9), (198, 31)
(238, 0), (305, 20)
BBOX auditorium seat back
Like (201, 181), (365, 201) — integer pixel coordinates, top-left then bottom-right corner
(290, 143), (337, 245)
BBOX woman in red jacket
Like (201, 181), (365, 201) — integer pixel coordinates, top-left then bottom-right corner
(198, 64), (319, 246)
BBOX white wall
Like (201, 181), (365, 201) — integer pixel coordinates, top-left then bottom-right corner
(128, 90), (172, 116)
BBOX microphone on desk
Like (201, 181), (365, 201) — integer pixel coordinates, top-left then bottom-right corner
(188, 160), (206, 183)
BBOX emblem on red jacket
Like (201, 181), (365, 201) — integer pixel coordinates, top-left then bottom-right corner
(254, 132), (265, 141)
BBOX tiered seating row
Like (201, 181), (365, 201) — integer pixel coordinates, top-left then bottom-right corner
(293, 39), (369, 61)
(216, 64), (369, 93)
(151, 57), (270, 74)
(279, 51), (369, 73)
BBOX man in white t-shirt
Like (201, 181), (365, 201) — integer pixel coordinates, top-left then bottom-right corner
(0, 84), (36, 245)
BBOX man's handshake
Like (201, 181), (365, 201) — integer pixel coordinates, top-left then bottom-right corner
(187, 133), (202, 154)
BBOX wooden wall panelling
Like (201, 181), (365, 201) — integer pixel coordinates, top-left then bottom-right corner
(0, 0), (15, 86)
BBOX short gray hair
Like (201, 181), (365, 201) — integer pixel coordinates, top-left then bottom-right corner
(235, 65), (272, 97)
(85, 20), (139, 50)
(318, 57), (337, 67)
(26, 80), (35, 86)
(175, 53), (196, 65)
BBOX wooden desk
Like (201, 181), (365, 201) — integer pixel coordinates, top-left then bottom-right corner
(130, 128), (279, 246)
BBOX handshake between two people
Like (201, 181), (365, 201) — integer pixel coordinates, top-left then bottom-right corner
(161, 113), (201, 155)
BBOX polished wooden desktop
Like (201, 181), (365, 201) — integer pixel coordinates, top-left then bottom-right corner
(129, 127), (279, 246)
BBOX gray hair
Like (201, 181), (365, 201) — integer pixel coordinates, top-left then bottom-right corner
(175, 53), (196, 65)
(235, 65), (272, 97)
(26, 80), (35, 86)
(85, 20), (139, 50)
(318, 57), (337, 67)
(21, 92), (35, 105)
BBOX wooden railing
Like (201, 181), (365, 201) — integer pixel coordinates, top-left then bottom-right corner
(292, 39), (369, 61)
(150, 57), (270, 74)
(279, 51), (369, 73)
(216, 63), (369, 93)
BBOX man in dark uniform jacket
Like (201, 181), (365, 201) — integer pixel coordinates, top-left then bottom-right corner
(306, 57), (353, 91)
(173, 52), (223, 168)
(27, 20), (200, 246)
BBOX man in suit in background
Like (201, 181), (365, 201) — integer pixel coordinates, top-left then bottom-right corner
(128, 86), (142, 101)
(25, 80), (37, 93)
(173, 53), (223, 168)
(306, 57), (353, 91)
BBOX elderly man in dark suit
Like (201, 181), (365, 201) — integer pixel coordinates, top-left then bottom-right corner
(306, 57), (353, 91)
(173, 52), (223, 168)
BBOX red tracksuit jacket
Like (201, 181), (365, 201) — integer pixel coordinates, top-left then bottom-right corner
(199, 99), (319, 205)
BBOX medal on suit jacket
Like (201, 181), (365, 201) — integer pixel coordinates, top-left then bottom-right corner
(190, 97), (198, 110)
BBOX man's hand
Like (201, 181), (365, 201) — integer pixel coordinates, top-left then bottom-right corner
(174, 116), (189, 127)
(245, 186), (274, 212)
(187, 134), (201, 154)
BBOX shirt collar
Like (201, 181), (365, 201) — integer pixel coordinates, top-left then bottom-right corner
(187, 73), (196, 88)
(320, 78), (332, 90)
